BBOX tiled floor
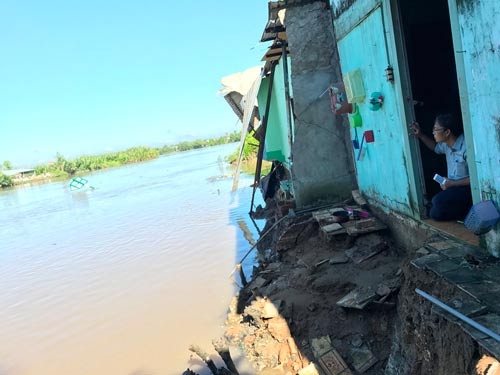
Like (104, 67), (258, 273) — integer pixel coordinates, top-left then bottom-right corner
(424, 219), (480, 247)
(412, 237), (500, 358)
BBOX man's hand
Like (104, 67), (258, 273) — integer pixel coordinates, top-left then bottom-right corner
(409, 121), (437, 151)
(409, 121), (421, 137)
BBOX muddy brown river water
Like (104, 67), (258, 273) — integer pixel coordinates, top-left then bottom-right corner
(0, 144), (262, 375)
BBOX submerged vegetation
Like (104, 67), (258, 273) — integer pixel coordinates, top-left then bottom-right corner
(226, 129), (272, 176)
(226, 130), (260, 164)
(0, 131), (255, 189)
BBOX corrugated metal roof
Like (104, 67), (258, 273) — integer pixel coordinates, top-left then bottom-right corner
(261, 1), (286, 42)
(2, 168), (35, 176)
(260, 2), (289, 62)
(224, 92), (244, 121)
(219, 67), (263, 130)
(262, 39), (289, 62)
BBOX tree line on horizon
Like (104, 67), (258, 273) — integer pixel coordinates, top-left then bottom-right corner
(0, 131), (249, 188)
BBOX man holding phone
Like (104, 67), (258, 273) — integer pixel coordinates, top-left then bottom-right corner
(410, 113), (472, 221)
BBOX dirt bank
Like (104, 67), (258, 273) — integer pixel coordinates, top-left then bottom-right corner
(220, 204), (500, 375)
(185, 206), (500, 375)
(225, 207), (404, 374)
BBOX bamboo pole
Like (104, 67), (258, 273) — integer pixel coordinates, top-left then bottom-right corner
(213, 338), (240, 375)
(188, 345), (218, 375)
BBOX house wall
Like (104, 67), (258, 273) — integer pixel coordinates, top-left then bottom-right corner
(449, 0), (500, 255)
(332, 0), (422, 217)
(330, 0), (500, 255)
(284, 1), (357, 208)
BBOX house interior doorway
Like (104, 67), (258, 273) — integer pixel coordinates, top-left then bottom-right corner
(397, 0), (476, 245)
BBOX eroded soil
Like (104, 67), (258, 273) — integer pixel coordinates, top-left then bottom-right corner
(225, 211), (405, 374)
(220, 207), (500, 375)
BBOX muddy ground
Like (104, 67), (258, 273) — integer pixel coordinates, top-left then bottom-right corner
(186, 203), (500, 375)
(225, 208), (405, 375)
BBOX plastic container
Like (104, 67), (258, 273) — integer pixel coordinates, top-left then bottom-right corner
(348, 103), (363, 128)
(464, 200), (500, 235)
(343, 69), (366, 103)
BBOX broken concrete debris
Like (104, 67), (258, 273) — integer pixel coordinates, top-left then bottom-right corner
(311, 336), (352, 375)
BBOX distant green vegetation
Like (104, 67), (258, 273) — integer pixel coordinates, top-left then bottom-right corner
(0, 131), (243, 188)
(0, 173), (13, 187)
(226, 130), (260, 164)
(159, 132), (240, 154)
(33, 147), (161, 177)
(2, 160), (12, 170)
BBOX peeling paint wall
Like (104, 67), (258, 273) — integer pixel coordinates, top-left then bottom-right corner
(284, 1), (357, 208)
(332, 0), (421, 217)
(451, 0), (500, 255)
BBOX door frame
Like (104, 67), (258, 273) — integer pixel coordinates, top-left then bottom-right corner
(385, 0), (427, 218)
(446, 0), (479, 203)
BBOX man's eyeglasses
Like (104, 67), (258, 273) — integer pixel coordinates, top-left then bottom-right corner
(432, 127), (447, 133)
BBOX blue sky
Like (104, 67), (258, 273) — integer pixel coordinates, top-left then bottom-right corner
(0, 1), (270, 167)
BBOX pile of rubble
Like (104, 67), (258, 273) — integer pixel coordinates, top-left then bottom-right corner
(224, 203), (406, 374)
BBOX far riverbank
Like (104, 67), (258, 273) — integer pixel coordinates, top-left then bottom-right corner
(0, 131), (251, 189)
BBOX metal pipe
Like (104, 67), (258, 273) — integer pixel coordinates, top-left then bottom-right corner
(415, 288), (500, 343)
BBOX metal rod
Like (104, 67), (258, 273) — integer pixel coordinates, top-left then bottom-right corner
(415, 288), (500, 343)
(249, 62), (276, 214)
(231, 200), (352, 277)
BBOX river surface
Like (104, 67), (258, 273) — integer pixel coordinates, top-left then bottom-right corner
(0, 144), (263, 375)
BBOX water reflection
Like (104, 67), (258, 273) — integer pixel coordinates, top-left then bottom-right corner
(69, 190), (90, 207)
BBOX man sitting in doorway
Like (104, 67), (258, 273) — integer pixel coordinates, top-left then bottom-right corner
(410, 113), (472, 221)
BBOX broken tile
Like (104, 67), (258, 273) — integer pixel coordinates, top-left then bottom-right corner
(311, 336), (333, 357)
(329, 253), (349, 264)
(425, 259), (462, 274)
(344, 242), (388, 264)
(458, 281), (500, 303)
(437, 246), (470, 259)
(349, 344), (378, 373)
(468, 290), (500, 315)
(322, 223), (345, 233)
(441, 267), (485, 284)
(342, 218), (387, 236)
(426, 240), (455, 251)
(376, 283), (392, 297)
(354, 218), (377, 229)
(432, 296), (488, 323)
(483, 265), (500, 283)
(251, 276), (269, 289)
(415, 247), (430, 255)
(318, 350), (353, 375)
(446, 315), (500, 361)
(320, 223), (347, 242)
(410, 253), (445, 269)
(336, 287), (377, 310)
(310, 337), (353, 375)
